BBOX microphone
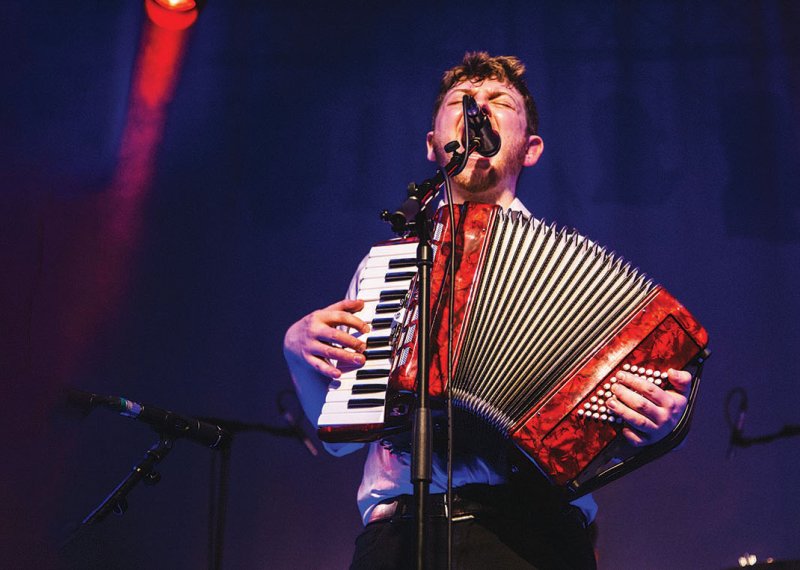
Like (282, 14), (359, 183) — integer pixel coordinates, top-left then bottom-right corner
(464, 95), (501, 157)
(279, 406), (319, 457)
(68, 389), (230, 449)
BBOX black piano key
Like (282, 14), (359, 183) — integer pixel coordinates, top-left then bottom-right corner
(375, 302), (401, 314)
(366, 336), (390, 348)
(364, 349), (391, 360)
(380, 290), (408, 302)
(388, 258), (417, 269)
(385, 271), (416, 282)
(352, 384), (387, 395)
(371, 317), (394, 330)
(348, 398), (385, 409)
(356, 368), (391, 379)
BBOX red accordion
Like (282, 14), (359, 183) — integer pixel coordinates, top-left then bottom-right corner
(318, 202), (709, 494)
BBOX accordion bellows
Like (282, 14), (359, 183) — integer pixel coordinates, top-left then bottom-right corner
(318, 203), (709, 494)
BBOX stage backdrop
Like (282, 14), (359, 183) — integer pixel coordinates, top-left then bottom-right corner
(2, 2), (799, 569)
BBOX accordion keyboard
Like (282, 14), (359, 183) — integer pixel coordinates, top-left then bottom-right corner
(317, 240), (417, 428)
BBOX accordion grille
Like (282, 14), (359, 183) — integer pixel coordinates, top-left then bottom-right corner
(450, 209), (656, 433)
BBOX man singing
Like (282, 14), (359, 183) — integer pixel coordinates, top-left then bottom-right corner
(283, 52), (692, 569)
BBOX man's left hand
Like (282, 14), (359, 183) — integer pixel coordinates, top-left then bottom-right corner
(606, 369), (692, 447)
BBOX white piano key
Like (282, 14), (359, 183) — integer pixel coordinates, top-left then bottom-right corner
(337, 362), (392, 381)
(323, 384), (389, 402)
(367, 242), (418, 259)
(352, 303), (378, 325)
(318, 409), (386, 426)
(360, 276), (412, 292)
(320, 400), (385, 416)
(361, 265), (418, 279)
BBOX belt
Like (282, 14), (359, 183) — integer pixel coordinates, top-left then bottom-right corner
(367, 492), (492, 525)
(366, 484), (589, 528)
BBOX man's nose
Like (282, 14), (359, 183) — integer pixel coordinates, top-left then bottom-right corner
(472, 95), (492, 116)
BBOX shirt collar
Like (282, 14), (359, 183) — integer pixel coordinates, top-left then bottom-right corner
(436, 197), (531, 217)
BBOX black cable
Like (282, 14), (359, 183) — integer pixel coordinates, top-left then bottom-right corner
(724, 387), (748, 432)
(445, 98), (473, 570)
(724, 387), (800, 451)
(725, 387), (748, 459)
(444, 169), (456, 570)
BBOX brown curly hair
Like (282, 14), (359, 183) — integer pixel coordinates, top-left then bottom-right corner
(431, 51), (539, 135)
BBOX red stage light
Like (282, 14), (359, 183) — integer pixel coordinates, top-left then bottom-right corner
(145, 0), (199, 30)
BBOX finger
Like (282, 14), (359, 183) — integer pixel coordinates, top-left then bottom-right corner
(313, 309), (370, 335)
(614, 371), (668, 407)
(328, 310), (371, 334)
(304, 350), (344, 379)
(313, 325), (367, 352)
(308, 340), (367, 368)
(667, 368), (692, 395)
(606, 390), (661, 433)
(324, 298), (365, 313)
(305, 343), (366, 378)
(620, 426), (649, 447)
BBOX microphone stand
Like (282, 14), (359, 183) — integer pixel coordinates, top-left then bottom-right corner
(60, 434), (177, 554)
(197, 417), (299, 570)
(82, 434), (175, 526)
(62, 391), (302, 570)
(381, 136), (479, 570)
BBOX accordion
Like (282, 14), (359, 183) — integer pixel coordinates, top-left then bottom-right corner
(318, 202), (709, 494)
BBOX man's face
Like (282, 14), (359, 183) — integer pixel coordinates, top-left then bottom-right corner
(427, 78), (543, 202)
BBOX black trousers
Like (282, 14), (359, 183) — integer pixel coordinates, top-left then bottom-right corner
(349, 485), (597, 570)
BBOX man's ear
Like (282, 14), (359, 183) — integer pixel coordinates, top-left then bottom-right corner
(426, 131), (437, 163)
(522, 135), (544, 167)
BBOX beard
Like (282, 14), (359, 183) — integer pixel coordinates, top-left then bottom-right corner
(453, 161), (501, 195)
(432, 133), (528, 198)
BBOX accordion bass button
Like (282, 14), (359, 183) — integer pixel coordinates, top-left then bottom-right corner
(622, 364), (631, 371)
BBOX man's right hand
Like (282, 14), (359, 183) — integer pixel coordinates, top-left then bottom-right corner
(283, 299), (370, 379)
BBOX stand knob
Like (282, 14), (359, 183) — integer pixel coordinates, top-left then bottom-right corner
(144, 471), (161, 486)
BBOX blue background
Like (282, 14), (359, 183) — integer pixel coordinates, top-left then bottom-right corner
(2, 1), (799, 568)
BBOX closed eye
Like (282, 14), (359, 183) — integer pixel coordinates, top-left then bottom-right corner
(491, 97), (515, 109)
